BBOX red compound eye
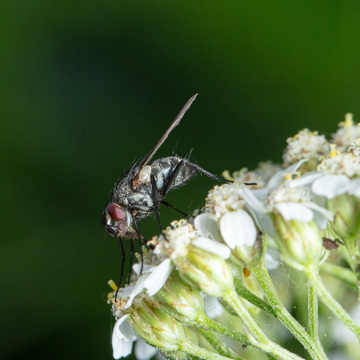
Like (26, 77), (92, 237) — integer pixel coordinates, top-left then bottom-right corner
(107, 204), (124, 221)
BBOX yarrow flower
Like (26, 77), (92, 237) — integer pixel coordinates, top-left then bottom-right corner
(283, 129), (330, 172)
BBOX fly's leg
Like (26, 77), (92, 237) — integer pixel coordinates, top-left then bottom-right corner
(183, 159), (229, 182)
(162, 159), (186, 196)
(129, 207), (145, 275)
(151, 174), (168, 241)
(183, 160), (257, 185)
(128, 239), (134, 284)
(161, 200), (188, 217)
(115, 238), (125, 300)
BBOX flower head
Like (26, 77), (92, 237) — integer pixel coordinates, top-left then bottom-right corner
(283, 129), (330, 172)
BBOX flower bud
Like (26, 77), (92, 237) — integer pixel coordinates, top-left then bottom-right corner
(127, 298), (186, 351)
(153, 270), (205, 324)
(272, 211), (323, 268)
(325, 194), (360, 241)
(173, 244), (234, 298)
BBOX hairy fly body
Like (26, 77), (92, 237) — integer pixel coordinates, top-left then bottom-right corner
(102, 94), (226, 240)
(101, 94), (231, 286)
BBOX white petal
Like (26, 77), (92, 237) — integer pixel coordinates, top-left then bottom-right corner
(275, 202), (314, 222)
(241, 187), (267, 214)
(267, 159), (308, 190)
(203, 294), (224, 319)
(303, 202), (334, 221)
(134, 338), (158, 360)
(124, 275), (148, 309)
(112, 315), (136, 359)
(312, 175), (350, 198)
(192, 237), (231, 259)
(287, 171), (322, 188)
(194, 213), (222, 242)
(145, 258), (173, 296)
(132, 263), (156, 276)
(348, 178), (360, 198)
(220, 210), (257, 249)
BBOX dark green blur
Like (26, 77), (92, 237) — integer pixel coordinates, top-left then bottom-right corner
(1, 1), (360, 359)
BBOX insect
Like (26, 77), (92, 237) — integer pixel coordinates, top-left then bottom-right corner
(102, 94), (232, 285)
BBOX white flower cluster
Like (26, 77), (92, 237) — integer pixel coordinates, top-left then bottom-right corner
(107, 113), (360, 360)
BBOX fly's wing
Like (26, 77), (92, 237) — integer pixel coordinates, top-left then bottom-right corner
(132, 93), (198, 185)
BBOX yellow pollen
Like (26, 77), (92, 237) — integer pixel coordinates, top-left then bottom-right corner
(285, 173), (292, 181)
(329, 144), (337, 158)
(108, 280), (118, 292)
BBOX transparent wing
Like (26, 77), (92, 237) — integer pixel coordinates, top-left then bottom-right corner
(133, 93), (198, 183)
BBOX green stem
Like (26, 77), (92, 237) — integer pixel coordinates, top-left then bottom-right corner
(197, 328), (245, 360)
(180, 341), (239, 360)
(306, 268), (360, 341)
(320, 261), (357, 289)
(223, 288), (304, 360)
(307, 280), (319, 340)
(196, 313), (250, 345)
(252, 265), (328, 360)
(235, 281), (277, 317)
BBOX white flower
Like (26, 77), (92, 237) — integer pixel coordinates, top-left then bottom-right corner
(112, 315), (137, 359)
(219, 210), (257, 249)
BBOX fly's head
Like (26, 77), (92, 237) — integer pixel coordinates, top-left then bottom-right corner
(102, 203), (137, 238)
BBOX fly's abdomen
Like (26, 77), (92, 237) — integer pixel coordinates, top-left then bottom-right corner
(151, 156), (197, 195)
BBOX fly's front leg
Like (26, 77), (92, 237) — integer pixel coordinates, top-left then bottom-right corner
(129, 207), (145, 274)
(115, 238), (125, 300)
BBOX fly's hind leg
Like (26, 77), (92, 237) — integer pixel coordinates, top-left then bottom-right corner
(184, 160), (256, 186)
(183, 159), (229, 182)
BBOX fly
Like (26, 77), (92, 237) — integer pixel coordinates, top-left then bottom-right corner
(101, 94), (239, 286)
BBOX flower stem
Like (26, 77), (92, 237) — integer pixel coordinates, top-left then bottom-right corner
(251, 264), (328, 360)
(320, 261), (357, 289)
(307, 280), (319, 340)
(197, 328), (245, 360)
(306, 268), (360, 341)
(223, 288), (304, 360)
(196, 312), (250, 345)
(180, 341), (240, 360)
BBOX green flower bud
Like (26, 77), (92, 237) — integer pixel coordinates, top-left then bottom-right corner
(272, 211), (323, 268)
(326, 194), (360, 241)
(154, 270), (205, 324)
(127, 298), (186, 351)
(173, 244), (233, 298)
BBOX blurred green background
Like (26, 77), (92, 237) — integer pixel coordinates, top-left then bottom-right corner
(1, 1), (360, 359)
